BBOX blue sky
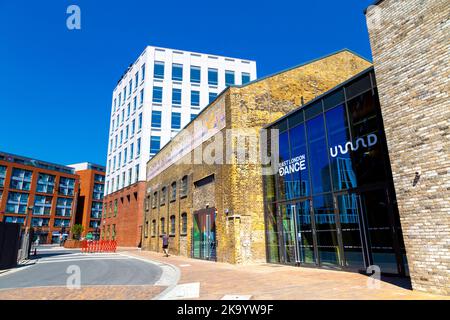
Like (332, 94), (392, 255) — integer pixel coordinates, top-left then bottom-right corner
(0, 0), (374, 166)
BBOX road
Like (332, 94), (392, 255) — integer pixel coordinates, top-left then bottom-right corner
(0, 245), (164, 291)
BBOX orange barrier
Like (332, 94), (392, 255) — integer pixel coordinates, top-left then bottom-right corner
(80, 240), (117, 253)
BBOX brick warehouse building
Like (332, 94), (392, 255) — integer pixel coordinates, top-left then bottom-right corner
(141, 50), (372, 263)
(68, 162), (106, 240)
(365, 0), (449, 295)
(0, 152), (79, 244)
(101, 182), (145, 246)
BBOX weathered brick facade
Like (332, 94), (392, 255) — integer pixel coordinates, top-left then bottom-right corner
(366, 0), (450, 295)
(142, 50), (372, 264)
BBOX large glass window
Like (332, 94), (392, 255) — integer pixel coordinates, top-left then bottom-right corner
(150, 136), (160, 154)
(153, 86), (163, 103)
(152, 110), (162, 128)
(262, 70), (407, 276)
(94, 174), (105, 183)
(54, 219), (70, 227)
(208, 68), (218, 85)
(191, 90), (200, 107)
(33, 195), (52, 215)
(242, 72), (251, 84)
(172, 88), (182, 105)
(56, 198), (73, 217)
(313, 194), (340, 267)
(0, 165), (6, 187)
(37, 173), (55, 193)
(171, 112), (181, 129)
(154, 61), (165, 79)
(31, 218), (49, 227)
(10, 168), (32, 191)
(347, 90), (386, 185)
(306, 114), (331, 195)
(190, 66), (201, 83)
(59, 177), (75, 196)
(172, 63), (183, 81)
(288, 124), (309, 199)
(208, 92), (217, 104)
(5, 216), (25, 224)
(91, 201), (103, 219)
(325, 104), (356, 191)
(170, 215), (176, 235)
(93, 183), (104, 200)
(6, 192), (29, 214)
(225, 70), (235, 86)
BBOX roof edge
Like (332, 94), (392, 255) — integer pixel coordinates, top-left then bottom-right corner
(364, 0), (385, 14)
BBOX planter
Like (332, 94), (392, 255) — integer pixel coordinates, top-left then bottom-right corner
(64, 239), (82, 249)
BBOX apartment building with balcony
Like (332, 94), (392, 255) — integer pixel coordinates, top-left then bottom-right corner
(0, 152), (79, 244)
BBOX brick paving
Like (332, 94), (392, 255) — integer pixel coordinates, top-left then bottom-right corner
(1, 248), (447, 300)
(0, 285), (165, 300)
(121, 249), (449, 300)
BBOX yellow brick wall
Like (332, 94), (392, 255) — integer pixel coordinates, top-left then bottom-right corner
(143, 50), (372, 264)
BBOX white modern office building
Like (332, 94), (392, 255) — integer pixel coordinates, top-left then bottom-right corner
(104, 46), (257, 196)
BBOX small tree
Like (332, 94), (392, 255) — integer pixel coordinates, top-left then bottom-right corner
(71, 224), (84, 240)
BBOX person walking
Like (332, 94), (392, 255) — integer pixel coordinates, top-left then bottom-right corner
(162, 234), (169, 257)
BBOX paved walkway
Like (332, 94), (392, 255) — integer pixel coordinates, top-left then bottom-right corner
(120, 249), (449, 300)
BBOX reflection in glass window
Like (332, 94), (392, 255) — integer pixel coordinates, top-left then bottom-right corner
(154, 61), (165, 79)
(56, 198), (73, 216)
(34, 195), (52, 215)
(4, 216), (25, 224)
(191, 90), (200, 107)
(171, 112), (181, 129)
(6, 192), (29, 214)
(59, 177), (75, 196)
(150, 136), (160, 154)
(172, 63), (183, 81)
(242, 72), (251, 84)
(172, 88), (182, 105)
(91, 201), (103, 219)
(190, 66), (201, 83)
(152, 110), (162, 128)
(54, 219), (70, 227)
(153, 86), (163, 103)
(93, 183), (104, 200)
(225, 70), (235, 86)
(0, 165), (6, 187)
(208, 68), (218, 85)
(31, 217), (49, 227)
(306, 115), (331, 195)
(325, 104), (356, 191)
(288, 124), (309, 198)
(37, 173), (56, 193)
(10, 168), (32, 191)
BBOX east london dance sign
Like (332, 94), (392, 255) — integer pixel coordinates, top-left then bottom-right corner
(278, 155), (307, 177)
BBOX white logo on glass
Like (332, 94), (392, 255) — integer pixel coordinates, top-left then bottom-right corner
(330, 134), (378, 158)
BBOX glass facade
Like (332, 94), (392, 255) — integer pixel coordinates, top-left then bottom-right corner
(10, 168), (32, 191)
(263, 69), (408, 276)
(58, 177), (75, 196)
(37, 173), (55, 193)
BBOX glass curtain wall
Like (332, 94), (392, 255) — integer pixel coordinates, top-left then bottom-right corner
(263, 69), (408, 276)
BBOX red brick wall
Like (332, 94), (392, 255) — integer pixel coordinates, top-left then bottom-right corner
(101, 181), (145, 247)
(75, 169), (105, 237)
(0, 160), (79, 244)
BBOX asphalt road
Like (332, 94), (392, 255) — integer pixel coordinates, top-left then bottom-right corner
(0, 246), (163, 289)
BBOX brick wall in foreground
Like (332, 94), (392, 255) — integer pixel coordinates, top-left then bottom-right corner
(366, 0), (450, 295)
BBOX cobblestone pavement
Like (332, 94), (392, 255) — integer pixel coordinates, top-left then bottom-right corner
(120, 249), (449, 300)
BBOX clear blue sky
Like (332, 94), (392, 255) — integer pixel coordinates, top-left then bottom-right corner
(0, 0), (374, 166)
